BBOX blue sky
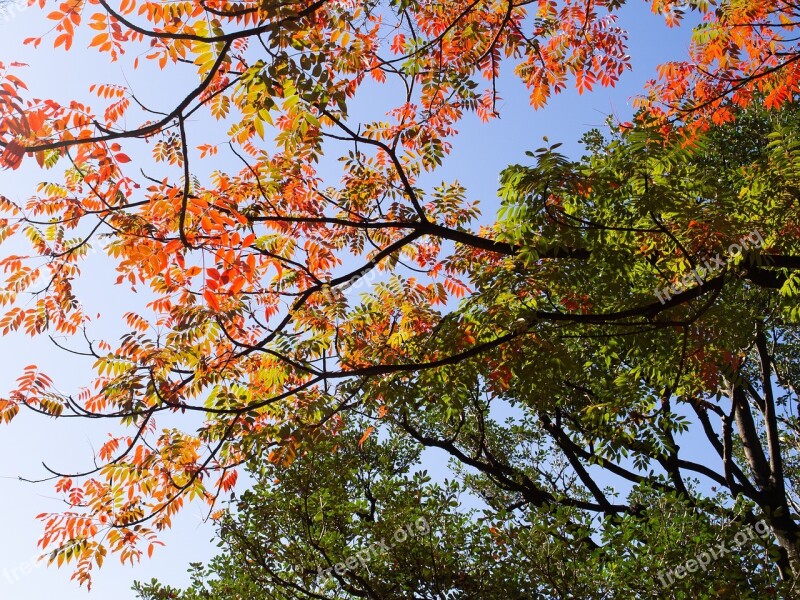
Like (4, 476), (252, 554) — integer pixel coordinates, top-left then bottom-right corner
(0, 1), (697, 597)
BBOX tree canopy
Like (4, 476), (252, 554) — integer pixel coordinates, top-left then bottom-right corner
(135, 102), (800, 598)
(2, 0), (800, 593)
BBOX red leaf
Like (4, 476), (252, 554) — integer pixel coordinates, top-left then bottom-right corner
(0, 140), (25, 170)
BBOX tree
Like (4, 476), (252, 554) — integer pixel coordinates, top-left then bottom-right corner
(134, 418), (538, 600)
(132, 415), (793, 599)
(643, 0), (800, 126)
(1, 0), (800, 589)
(131, 103), (800, 598)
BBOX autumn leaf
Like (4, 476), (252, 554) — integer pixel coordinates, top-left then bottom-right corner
(358, 426), (375, 448)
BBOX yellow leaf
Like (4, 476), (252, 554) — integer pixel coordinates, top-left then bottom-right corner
(253, 116), (265, 140)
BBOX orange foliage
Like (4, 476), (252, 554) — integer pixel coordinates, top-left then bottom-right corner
(0, 0), (793, 588)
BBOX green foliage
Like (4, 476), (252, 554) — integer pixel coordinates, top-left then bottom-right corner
(135, 104), (800, 598)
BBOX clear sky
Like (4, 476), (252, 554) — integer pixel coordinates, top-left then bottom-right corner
(0, 1), (696, 597)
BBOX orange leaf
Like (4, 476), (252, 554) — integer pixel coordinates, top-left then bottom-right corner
(358, 426), (375, 448)
(203, 289), (220, 311)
